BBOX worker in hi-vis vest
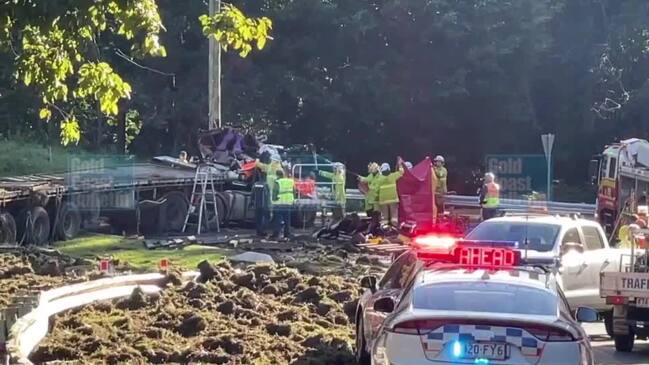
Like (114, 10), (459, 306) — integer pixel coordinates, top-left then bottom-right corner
(271, 169), (295, 239)
(319, 162), (346, 221)
(254, 155), (283, 236)
(377, 157), (405, 226)
(479, 172), (501, 221)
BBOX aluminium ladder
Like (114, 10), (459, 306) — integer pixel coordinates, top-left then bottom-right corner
(182, 164), (220, 234)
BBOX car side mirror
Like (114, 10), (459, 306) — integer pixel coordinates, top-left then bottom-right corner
(373, 297), (395, 313)
(575, 307), (599, 323)
(360, 276), (378, 293)
(561, 242), (584, 255)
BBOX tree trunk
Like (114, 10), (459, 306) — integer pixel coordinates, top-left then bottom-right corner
(117, 106), (127, 155)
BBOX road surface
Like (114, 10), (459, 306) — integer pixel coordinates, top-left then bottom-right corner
(585, 322), (649, 365)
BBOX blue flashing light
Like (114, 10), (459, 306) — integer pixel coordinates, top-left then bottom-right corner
(452, 341), (462, 358)
(474, 359), (490, 364)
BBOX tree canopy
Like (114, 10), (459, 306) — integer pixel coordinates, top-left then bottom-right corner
(0, 0), (271, 145)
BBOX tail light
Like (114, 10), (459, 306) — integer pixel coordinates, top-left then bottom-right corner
(390, 319), (447, 334)
(522, 324), (575, 342)
(390, 319), (575, 341)
(606, 295), (627, 305)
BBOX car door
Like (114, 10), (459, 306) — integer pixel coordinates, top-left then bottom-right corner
(559, 226), (591, 307)
(363, 251), (418, 342)
(578, 224), (612, 309)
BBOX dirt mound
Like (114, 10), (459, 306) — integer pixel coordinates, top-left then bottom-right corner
(0, 250), (96, 310)
(33, 261), (362, 364)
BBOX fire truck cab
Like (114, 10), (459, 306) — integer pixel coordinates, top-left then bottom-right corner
(593, 138), (649, 235)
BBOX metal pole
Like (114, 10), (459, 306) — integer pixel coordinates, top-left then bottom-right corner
(208, 0), (222, 130)
(547, 152), (551, 201)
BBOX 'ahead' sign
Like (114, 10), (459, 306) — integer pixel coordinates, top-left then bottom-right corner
(485, 155), (548, 199)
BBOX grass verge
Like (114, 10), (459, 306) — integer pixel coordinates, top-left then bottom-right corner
(57, 234), (224, 271)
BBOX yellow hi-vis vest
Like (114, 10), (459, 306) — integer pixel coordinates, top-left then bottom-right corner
(274, 178), (295, 205)
(484, 182), (501, 208)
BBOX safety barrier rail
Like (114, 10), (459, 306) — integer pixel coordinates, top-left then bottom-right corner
(345, 189), (596, 217)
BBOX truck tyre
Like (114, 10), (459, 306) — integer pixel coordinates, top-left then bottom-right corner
(614, 333), (635, 352)
(603, 311), (613, 338)
(55, 202), (81, 241)
(0, 212), (17, 244)
(17, 207), (51, 246)
(163, 192), (189, 232)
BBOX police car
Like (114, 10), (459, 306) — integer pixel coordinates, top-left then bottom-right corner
(354, 238), (598, 365)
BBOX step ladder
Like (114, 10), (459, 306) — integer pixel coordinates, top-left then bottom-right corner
(182, 164), (221, 234)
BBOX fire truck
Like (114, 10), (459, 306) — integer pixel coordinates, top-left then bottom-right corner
(592, 138), (649, 235)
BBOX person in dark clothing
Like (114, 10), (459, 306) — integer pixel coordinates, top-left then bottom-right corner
(253, 178), (270, 236)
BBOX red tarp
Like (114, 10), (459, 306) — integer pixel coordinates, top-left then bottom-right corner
(397, 158), (434, 226)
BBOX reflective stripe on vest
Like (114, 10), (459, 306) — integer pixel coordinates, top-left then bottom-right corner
(274, 178), (295, 205)
(484, 182), (500, 208)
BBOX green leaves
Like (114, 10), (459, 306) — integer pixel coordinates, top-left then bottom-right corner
(60, 116), (81, 146)
(2, 0), (167, 145)
(75, 62), (132, 116)
(199, 4), (273, 57)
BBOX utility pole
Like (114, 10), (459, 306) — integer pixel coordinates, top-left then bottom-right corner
(208, 0), (221, 130)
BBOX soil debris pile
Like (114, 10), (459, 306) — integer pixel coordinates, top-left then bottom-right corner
(32, 261), (363, 365)
(0, 249), (92, 310)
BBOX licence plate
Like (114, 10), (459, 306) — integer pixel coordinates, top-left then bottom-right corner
(462, 342), (508, 360)
(636, 297), (649, 308)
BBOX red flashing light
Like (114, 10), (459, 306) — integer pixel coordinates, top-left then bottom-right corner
(413, 235), (457, 252)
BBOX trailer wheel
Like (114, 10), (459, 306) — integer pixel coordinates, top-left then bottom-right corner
(55, 202), (81, 241)
(17, 207), (51, 246)
(0, 212), (17, 244)
(163, 191), (189, 232)
(614, 333), (635, 352)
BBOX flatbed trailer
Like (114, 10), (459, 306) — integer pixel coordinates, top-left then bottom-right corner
(0, 160), (216, 246)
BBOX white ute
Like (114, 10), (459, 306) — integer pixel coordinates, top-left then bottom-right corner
(465, 215), (627, 332)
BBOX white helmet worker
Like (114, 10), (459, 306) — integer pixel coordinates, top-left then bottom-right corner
(485, 172), (495, 183)
(380, 163), (391, 173)
(433, 155), (445, 164)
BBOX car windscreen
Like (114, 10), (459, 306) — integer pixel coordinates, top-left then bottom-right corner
(413, 282), (557, 316)
(465, 221), (560, 252)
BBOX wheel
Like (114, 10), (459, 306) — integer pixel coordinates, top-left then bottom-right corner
(603, 311), (613, 338)
(17, 206), (51, 246)
(0, 212), (17, 244)
(614, 333), (635, 352)
(54, 201), (81, 241)
(355, 314), (371, 365)
(162, 192), (189, 232)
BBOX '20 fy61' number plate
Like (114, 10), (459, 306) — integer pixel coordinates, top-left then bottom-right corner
(463, 342), (508, 360)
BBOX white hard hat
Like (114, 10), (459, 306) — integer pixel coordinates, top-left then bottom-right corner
(404, 161), (413, 169)
(434, 155), (445, 163)
(639, 205), (649, 215)
(270, 154), (281, 162)
(380, 163), (391, 172)
(485, 172), (495, 180)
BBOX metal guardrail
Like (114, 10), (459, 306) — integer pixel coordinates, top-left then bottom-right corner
(346, 189), (596, 217)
